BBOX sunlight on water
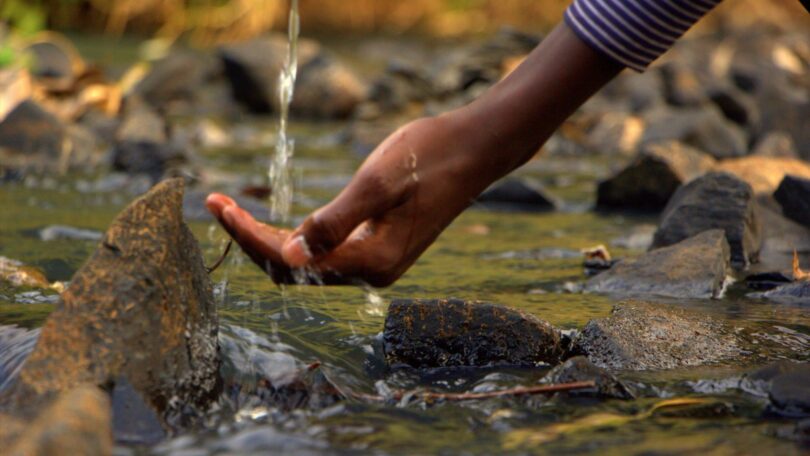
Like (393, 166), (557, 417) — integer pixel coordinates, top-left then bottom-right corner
(268, 0), (300, 223)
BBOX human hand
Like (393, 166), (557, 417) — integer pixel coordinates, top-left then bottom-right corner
(207, 114), (493, 286)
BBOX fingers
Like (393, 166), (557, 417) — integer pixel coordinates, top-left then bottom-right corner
(282, 174), (404, 267)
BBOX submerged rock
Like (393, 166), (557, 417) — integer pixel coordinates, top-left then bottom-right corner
(651, 172), (761, 270)
(596, 141), (715, 212)
(775, 175), (810, 229)
(542, 356), (634, 400)
(383, 298), (562, 369)
(573, 300), (740, 370)
(586, 230), (730, 299)
(0, 178), (220, 438)
(474, 178), (557, 212)
(751, 361), (810, 418)
(761, 281), (810, 303)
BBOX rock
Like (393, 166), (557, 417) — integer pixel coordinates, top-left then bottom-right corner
(474, 178), (557, 212)
(775, 175), (810, 229)
(641, 106), (748, 159)
(383, 298), (562, 369)
(25, 36), (83, 91)
(0, 257), (61, 292)
(291, 55), (367, 119)
(0, 69), (33, 122)
(761, 281), (810, 303)
(112, 98), (185, 181)
(38, 225), (102, 242)
(133, 51), (213, 108)
(707, 85), (760, 132)
(0, 179), (221, 433)
(716, 156), (810, 196)
(573, 300), (740, 370)
(7, 385), (112, 456)
(361, 61), (434, 116)
(596, 141), (715, 212)
(0, 100), (65, 171)
(586, 230), (730, 299)
(582, 111), (644, 156)
(651, 172), (761, 270)
(764, 362), (810, 417)
(752, 131), (798, 158)
(755, 205), (810, 275)
(659, 63), (705, 107)
(745, 271), (792, 291)
(219, 35), (364, 118)
(542, 356), (634, 400)
(111, 377), (166, 445)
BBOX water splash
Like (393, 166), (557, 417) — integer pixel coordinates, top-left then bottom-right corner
(268, 0), (300, 223)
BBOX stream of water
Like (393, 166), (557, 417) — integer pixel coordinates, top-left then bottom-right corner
(268, 0), (300, 224)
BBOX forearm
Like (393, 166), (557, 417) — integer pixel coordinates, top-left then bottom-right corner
(449, 22), (623, 182)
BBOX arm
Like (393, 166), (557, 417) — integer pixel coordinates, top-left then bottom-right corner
(207, 0), (720, 286)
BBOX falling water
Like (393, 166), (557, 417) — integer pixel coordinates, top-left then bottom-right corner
(269, 0), (300, 223)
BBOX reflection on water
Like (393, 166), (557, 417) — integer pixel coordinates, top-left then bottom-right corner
(0, 121), (808, 454)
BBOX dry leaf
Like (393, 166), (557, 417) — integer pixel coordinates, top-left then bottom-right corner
(794, 250), (810, 281)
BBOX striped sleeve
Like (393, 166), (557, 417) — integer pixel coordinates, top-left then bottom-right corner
(564, 0), (722, 72)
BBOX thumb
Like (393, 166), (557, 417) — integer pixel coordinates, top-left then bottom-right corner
(282, 176), (402, 267)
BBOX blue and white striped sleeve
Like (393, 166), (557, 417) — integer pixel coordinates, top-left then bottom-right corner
(564, 0), (722, 72)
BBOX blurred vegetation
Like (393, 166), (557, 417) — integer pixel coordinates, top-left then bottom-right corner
(0, 0), (808, 45)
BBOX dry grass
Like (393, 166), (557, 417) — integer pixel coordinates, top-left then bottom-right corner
(40, 0), (810, 44)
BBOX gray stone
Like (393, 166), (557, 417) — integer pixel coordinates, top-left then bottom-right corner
(596, 141), (715, 212)
(475, 178), (557, 212)
(383, 298), (562, 369)
(775, 175), (810, 229)
(542, 356), (634, 399)
(586, 230), (730, 299)
(574, 300), (740, 371)
(642, 106), (748, 160)
(651, 172), (761, 270)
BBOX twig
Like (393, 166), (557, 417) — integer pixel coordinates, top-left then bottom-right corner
(206, 239), (233, 274)
(352, 380), (596, 403)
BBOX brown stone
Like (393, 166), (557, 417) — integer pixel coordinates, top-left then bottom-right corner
(715, 156), (810, 195)
(8, 385), (112, 456)
(383, 298), (562, 368)
(1, 178), (220, 430)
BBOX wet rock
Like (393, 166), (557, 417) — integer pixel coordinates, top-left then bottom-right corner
(641, 106), (748, 159)
(219, 35), (364, 118)
(1, 179), (221, 432)
(761, 281), (810, 303)
(586, 229), (730, 299)
(759, 362), (810, 417)
(542, 356), (634, 400)
(596, 141), (715, 212)
(474, 178), (557, 212)
(7, 385), (112, 456)
(111, 377), (166, 445)
(775, 175), (810, 229)
(37, 225), (102, 242)
(573, 300), (740, 370)
(752, 131), (798, 158)
(745, 271), (792, 291)
(0, 100), (65, 170)
(0, 257), (61, 292)
(383, 298), (562, 369)
(651, 172), (761, 270)
(716, 156), (810, 196)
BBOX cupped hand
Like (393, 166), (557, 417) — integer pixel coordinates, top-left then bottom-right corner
(207, 114), (494, 286)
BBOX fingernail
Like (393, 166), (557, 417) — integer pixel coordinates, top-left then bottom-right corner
(283, 235), (313, 267)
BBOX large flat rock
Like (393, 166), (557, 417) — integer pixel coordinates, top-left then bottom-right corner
(574, 301), (740, 371)
(651, 172), (761, 270)
(383, 298), (562, 369)
(586, 229), (730, 299)
(1, 178), (220, 439)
